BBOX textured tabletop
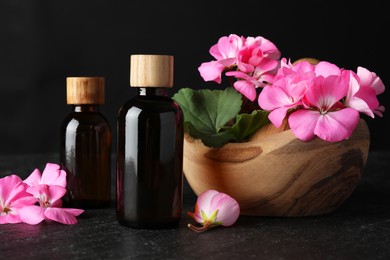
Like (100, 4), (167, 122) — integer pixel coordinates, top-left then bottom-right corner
(1, 151), (389, 259)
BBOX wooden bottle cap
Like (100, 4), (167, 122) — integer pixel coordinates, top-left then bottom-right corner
(66, 77), (105, 104)
(130, 54), (173, 88)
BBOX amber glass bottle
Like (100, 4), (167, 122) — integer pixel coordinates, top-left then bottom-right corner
(60, 77), (112, 208)
(116, 55), (184, 228)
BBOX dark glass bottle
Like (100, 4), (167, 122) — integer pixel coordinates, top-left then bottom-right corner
(116, 54), (184, 228)
(60, 77), (112, 209)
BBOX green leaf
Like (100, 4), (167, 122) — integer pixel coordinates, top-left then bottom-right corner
(173, 88), (269, 148)
(185, 122), (235, 148)
(224, 110), (270, 142)
(173, 87), (242, 134)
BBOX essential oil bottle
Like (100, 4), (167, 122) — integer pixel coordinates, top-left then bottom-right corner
(60, 77), (112, 208)
(116, 54), (184, 228)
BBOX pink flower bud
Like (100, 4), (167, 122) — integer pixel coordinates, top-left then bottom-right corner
(187, 190), (240, 233)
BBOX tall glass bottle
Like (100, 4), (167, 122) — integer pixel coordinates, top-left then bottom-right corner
(60, 77), (112, 209)
(116, 54), (184, 228)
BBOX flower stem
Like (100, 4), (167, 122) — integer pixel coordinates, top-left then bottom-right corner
(187, 223), (209, 233)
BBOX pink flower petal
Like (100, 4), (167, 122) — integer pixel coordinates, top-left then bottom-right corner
(45, 207), (84, 225)
(314, 61), (341, 77)
(305, 75), (348, 108)
(258, 73), (276, 86)
(236, 45), (264, 73)
(345, 70), (360, 98)
(293, 60), (316, 74)
(258, 83), (290, 111)
(219, 58), (237, 68)
(11, 195), (37, 209)
(347, 96), (375, 118)
(40, 163), (67, 187)
(47, 185), (67, 204)
(0, 211), (22, 224)
(314, 108), (360, 142)
(0, 175), (25, 204)
(256, 58), (280, 74)
(0, 175), (36, 209)
(209, 193), (240, 226)
(23, 169), (42, 187)
(19, 205), (46, 225)
(374, 105), (385, 117)
(198, 61), (225, 83)
(357, 66), (385, 95)
(210, 34), (244, 60)
(288, 110), (319, 141)
(237, 60), (254, 73)
(372, 105), (385, 116)
(26, 184), (49, 198)
(248, 49), (263, 67)
(354, 87), (380, 113)
(268, 106), (291, 128)
(345, 69), (382, 118)
(233, 80), (256, 101)
(0, 176), (32, 223)
(196, 190), (220, 216)
(245, 36), (281, 60)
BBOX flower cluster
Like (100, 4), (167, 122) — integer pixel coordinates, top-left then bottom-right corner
(259, 59), (385, 141)
(0, 163), (84, 225)
(199, 34), (281, 102)
(198, 33), (385, 142)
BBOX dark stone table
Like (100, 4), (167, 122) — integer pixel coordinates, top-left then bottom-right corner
(1, 151), (389, 259)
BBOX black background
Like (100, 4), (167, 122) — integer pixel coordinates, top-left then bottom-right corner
(0, 0), (389, 154)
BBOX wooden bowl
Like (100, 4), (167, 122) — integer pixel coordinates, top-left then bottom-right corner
(183, 119), (370, 216)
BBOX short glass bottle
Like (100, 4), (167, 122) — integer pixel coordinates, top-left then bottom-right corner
(60, 77), (112, 209)
(116, 55), (184, 228)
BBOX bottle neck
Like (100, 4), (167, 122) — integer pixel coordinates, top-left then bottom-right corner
(72, 105), (100, 112)
(137, 87), (167, 96)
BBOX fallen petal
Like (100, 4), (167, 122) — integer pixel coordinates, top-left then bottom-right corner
(45, 207), (84, 225)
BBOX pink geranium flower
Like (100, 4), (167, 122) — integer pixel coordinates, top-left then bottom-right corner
(236, 36), (280, 74)
(258, 68), (314, 127)
(345, 67), (385, 118)
(198, 34), (244, 84)
(0, 175), (37, 224)
(0, 163), (84, 225)
(19, 163), (84, 225)
(258, 59), (385, 142)
(258, 58), (316, 127)
(19, 184), (84, 225)
(187, 190), (240, 233)
(289, 75), (360, 142)
(209, 34), (244, 61)
(198, 34), (281, 100)
(191, 33), (386, 146)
